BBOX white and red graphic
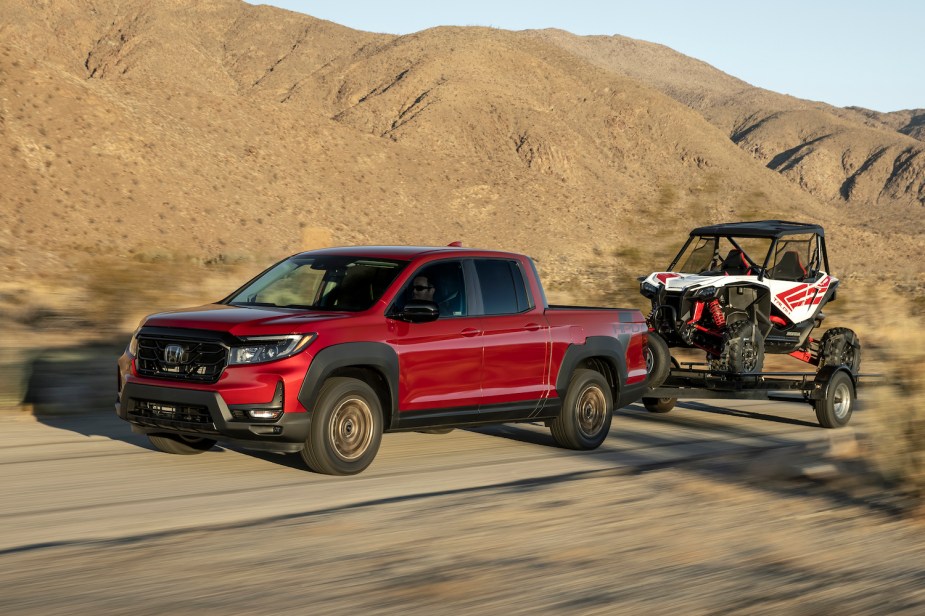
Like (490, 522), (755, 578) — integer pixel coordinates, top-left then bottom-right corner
(774, 276), (830, 312)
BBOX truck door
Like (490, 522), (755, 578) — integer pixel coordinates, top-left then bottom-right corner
(385, 259), (483, 414)
(470, 259), (551, 414)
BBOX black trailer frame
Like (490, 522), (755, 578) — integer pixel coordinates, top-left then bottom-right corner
(643, 363), (868, 428)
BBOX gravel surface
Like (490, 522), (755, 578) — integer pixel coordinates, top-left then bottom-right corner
(3, 450), (923, 615)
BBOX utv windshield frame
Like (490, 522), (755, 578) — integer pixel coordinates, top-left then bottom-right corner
(666, 221), (830, 282)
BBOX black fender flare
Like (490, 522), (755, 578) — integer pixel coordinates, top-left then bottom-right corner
(555, 336), (628, 402)
(814, 364), (856, 397)
(297, 342), (399, 425)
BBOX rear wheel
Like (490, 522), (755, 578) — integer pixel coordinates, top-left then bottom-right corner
(819, 327), (861, 374)
(814, 370), (854, 428)
(301, 377), (383, 475)
(147, 434), (216, 455)
(713, 320), (765, 374)
(550, 369), (613, 450)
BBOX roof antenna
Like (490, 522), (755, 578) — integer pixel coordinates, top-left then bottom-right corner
(447, 241), (463, 247)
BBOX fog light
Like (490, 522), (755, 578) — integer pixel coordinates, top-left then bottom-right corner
(247, 409), (284, 420)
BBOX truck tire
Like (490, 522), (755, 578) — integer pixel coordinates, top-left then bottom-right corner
(147, 434), (216, 455)
(819, 328), (861, 374)
(301, 377), (383, 475)
(550, 369), (613, 450)
(814, 370), (854, 428)
(713, 320), (765, 374)
(642, 397), (676, 413)
(645, 332), (671, 390)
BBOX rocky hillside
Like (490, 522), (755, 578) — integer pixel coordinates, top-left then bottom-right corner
(0, 0), (921, 317)
(532, 30), (925, 218)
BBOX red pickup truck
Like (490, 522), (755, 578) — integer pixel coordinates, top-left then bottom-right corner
(116, 246), (649, 474)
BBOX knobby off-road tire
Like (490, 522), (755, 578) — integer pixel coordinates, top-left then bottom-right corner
(713, 320), (765, 374)
(550, 369), (613, 450)
(301, 377), (383, 475)
(147, 434), (217, 455)
(814, 370), (855, 428)
(819, 327), (861, 374)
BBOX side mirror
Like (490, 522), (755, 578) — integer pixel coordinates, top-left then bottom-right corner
(398, 300), (440, 323)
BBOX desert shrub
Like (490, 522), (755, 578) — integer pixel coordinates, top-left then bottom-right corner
(858, 303), (925, 507)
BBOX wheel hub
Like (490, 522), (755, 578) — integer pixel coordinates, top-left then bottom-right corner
(330, 397), (373, 461)
(833, 382), (852, 420)
(576, 386), (606, 438)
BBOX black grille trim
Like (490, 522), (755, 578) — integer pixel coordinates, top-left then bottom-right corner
(135, 333), (229, 384)
(128, 399), (218, 434)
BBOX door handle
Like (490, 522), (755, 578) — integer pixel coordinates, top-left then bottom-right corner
(524, 322), (542, 331)
(461, 328), (482, 337)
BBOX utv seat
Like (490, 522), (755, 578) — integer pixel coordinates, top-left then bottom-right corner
(721, 249), (750, 275)
(771, 251), (807, 281)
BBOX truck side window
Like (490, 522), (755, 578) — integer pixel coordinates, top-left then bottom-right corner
(474, 259), (531, 315)
(399, 260), (467, 317)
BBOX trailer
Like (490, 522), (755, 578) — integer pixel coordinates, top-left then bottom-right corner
(642, 362), (867, 428)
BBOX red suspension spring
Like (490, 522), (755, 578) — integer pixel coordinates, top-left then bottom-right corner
(708, 300), (726, 327)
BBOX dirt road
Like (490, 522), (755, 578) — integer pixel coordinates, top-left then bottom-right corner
(2, 400), (922, 614)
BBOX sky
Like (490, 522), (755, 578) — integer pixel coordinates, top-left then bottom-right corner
(250, 0), (923, 113)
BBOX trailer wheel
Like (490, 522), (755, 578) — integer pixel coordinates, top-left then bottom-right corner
(814, 370), (854, 428)
(642, 397), (676, 413)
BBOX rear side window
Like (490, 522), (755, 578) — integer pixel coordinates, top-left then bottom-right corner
(474, 259), (532, 315)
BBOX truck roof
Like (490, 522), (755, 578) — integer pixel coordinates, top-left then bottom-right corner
(690, 220), (824, 239)
(293, 245), (526, 261)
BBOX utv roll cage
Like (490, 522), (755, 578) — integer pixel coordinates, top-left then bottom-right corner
(666, 220), (831, 282)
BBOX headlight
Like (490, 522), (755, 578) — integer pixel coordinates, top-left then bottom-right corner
(691, 286), (717, 299)
(640, 282), (660, 298)
(127, 326), (142, 356)
(229, 334), (315, 365)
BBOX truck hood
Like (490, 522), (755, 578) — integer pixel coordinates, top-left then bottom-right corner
(141, 304), (355, 336)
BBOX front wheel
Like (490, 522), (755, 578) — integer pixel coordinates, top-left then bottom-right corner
(301, 377), (383, 475)
(550, 369), (613, 450)
(713, 320), (765, 374)
(147, 433), (217, 455)
(814, 370), (855, 428)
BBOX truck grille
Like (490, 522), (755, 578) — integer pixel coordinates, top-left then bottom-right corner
(135, 335), (228, 383)
(128, 399), (218, 433)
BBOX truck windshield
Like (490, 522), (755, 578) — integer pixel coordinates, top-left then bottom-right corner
(226, 256), (407, 312)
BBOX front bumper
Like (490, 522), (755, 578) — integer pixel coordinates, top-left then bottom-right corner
(117, 382), (310, 453)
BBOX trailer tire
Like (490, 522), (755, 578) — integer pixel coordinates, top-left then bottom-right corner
(814, 370), (854, 428)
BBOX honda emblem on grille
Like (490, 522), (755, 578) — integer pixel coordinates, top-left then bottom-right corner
(164, 344), (186, 365)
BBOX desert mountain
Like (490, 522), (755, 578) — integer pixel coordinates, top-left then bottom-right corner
(531, 29), (925, 218)
(1, 0), (922, 325)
